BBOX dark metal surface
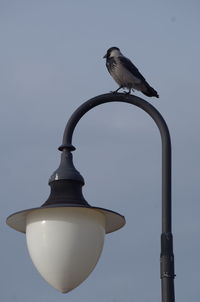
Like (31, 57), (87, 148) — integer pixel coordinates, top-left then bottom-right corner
(42, 179), (89, 207)
(48, 149), (85, 184)
(58, 92), (175, 302)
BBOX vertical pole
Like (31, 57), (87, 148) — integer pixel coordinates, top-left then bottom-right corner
(161, 127), (175, 302)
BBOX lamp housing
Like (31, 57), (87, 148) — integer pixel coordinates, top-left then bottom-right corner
(6, 149), (125, 292)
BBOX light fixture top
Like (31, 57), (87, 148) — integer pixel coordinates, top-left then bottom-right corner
(6, 204), (125, 234)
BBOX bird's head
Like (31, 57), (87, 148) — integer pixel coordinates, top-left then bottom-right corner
(103, 47), (122, 59)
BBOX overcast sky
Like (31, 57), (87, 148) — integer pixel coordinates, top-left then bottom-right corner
(1, 1), (200, 301)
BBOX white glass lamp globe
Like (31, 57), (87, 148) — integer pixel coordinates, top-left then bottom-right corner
(26, 207), (105, 293)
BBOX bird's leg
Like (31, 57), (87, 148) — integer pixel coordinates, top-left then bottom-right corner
(111, 86), (123, 94)
(124, 88), (131, 95)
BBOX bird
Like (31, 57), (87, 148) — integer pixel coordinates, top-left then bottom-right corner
(103, 47), (159, 98)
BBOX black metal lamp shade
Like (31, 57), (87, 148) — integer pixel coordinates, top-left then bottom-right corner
(6, 150), (125, 234)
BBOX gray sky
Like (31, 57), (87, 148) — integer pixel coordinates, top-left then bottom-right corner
(1, 0), (200, 301)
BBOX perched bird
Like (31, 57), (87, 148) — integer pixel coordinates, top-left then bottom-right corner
(103, 47), (159, 98)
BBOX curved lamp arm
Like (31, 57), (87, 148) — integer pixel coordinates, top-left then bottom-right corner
(58, 93), (175, 302)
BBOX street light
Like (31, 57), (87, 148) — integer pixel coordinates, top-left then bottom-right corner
(6, 93), (175, 301)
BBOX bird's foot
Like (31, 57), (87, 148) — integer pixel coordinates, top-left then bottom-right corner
(111, 86), (123, 94)
(110, 90), (118, 94)
(124, 89), (131, 95)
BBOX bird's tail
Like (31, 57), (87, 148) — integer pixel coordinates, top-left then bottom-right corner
(142, 82), (159, 98)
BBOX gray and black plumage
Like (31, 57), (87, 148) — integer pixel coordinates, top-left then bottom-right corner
(103, 47), (159, 98)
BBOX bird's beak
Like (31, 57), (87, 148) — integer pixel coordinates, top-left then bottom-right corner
(103, 54), (107, 59)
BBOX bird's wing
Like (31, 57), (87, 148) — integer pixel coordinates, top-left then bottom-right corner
(119, 56), (146, 82)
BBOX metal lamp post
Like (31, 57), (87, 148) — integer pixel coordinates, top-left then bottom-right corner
(6, 93), (175, 301)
